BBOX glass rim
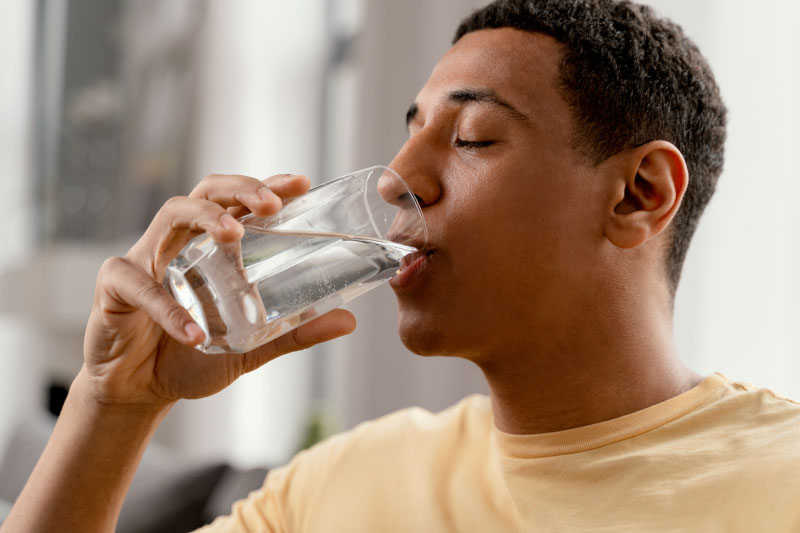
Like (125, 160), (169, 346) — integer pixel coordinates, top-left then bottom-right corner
(317, 165), (428, 248)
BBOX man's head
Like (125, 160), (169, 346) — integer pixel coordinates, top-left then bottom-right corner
(388, 0), (726, 359)
(454, 0), (727, 292)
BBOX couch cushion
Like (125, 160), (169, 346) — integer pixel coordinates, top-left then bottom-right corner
(202, 466), (269, 523)
(118, 459), (228, 533)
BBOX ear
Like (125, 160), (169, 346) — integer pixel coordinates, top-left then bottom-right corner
(603, 140), (688, 249)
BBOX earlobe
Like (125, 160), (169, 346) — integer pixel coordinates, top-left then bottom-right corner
(604, 141), (688, 249)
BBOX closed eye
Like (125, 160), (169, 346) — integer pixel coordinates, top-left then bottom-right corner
(454, 138), (494, 149)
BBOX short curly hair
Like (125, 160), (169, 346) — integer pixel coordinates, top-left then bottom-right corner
(454, 0), (727, 292)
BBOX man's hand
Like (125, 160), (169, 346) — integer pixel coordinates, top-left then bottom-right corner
(81, 172), (356, 407)
(0, 173), (357, 533)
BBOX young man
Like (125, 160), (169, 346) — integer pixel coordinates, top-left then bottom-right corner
(5, 0), (800, 531)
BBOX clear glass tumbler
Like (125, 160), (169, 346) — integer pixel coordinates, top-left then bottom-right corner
(164, 165), (427, 354)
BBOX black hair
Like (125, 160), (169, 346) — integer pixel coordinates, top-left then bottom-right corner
(455, 0), (727, 292)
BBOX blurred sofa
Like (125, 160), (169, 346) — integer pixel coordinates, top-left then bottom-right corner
(0, 415), (268, 532)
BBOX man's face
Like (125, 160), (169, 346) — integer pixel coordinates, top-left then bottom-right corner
(389, 28), (607, 360)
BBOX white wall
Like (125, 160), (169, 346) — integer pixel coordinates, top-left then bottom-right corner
(0, 2), (34, 272)
(648, 0), (800, 397)
(0, 1), (36, 453)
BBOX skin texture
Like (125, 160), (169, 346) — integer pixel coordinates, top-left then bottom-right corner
(3, 27), (701, 533)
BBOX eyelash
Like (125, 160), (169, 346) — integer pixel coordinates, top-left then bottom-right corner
(454, 138), (493, 149)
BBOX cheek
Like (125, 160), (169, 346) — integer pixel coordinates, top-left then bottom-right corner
(448, 170), (594, 288)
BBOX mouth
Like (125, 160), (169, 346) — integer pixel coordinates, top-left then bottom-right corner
(389, 248), (435, 290)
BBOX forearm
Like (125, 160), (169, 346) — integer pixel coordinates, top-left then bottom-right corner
(1, 368), (172, 533)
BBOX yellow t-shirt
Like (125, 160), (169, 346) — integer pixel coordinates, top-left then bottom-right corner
(197, 373), (800, 532)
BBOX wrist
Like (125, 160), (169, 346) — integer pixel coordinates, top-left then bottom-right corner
(71, 366), (175, 421)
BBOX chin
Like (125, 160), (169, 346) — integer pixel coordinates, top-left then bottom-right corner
(396, 310), (459, 357)
(399, 329), (442, 356)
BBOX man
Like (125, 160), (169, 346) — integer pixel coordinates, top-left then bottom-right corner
(4, 0), (800, 531)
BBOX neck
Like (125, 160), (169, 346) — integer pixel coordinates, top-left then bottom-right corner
(478, 286), (702, 435)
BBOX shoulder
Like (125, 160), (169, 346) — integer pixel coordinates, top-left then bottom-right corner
(271, 394), (492, 485)
(667, 374), (800, 461)
(314, 394), (492, 464)
(685, 375), (800, 515)
(344, 394), (492, 442)
(258, 395), (492, 527)
(707, 374), (800, 430)
(196, 398), (492, 532)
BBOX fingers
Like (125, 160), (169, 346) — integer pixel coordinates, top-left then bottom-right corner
(128, 173), (311, 277)
(283, 308), (356, 349)
(126, 196), (244, 277)
(262, 173), (311, 198)
(160, 196), (244, 242)
(191, 174), (311, 218)
(97, 257), (205, 347)
(225, 174), (311, 219)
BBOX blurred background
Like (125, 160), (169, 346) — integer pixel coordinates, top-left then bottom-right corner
(0, 0), (798, 473)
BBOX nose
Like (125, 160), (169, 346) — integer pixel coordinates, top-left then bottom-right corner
(375, 166), (428, 248)
(376, 168), (417, 208)
(386, 131), (443, 208)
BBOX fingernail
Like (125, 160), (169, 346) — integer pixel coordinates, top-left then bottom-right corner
(221, 214), (240, 230)
(184, 322), (204, 340)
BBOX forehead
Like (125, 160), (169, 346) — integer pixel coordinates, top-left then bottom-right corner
(416, 28), (567, 124)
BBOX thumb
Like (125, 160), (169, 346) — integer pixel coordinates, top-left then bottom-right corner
(237, 309), (357, 373)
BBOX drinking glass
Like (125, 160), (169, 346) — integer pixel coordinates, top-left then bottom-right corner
(164, 165), (427, 354)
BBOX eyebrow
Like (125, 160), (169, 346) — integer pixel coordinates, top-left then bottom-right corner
(405, 88), (531, 129)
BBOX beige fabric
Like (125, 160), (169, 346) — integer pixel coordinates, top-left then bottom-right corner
(197, 373), (800, 532)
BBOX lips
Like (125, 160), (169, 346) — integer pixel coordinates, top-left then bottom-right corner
(400, 249), (426, 269)
(390, 248), (433, 290)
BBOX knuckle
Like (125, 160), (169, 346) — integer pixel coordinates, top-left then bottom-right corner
(95, 256), (137, 311)
(240, 352), (260, 374)
(134, 281), (164, 309)
(162, 195), (188, 211)
(290, 327), (309, 351)
(98, 256), (127, 282)
(268, 333), (293, 355)
(232, 191), (248, 204)
(197, 206), (226, 228)
(100, 255), (124, 272)
(190, 174), (224, 195)
(164, 302), (188, 325)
